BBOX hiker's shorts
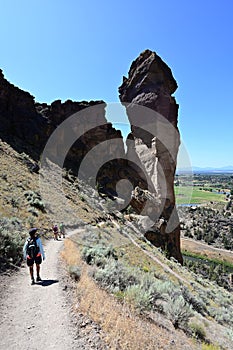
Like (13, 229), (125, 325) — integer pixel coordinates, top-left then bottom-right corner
(26, 254), (42, 266)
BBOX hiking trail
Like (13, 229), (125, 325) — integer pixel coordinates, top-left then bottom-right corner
(0, 231), (105, 350)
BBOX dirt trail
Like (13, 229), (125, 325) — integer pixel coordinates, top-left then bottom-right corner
(112, 220), (187, 284)
(0, 235), (82, 350)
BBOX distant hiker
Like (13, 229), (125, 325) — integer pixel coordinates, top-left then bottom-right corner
(52, 224), (59, 240)
(23, 228), (45, 285)
(59, 222), (65, 238)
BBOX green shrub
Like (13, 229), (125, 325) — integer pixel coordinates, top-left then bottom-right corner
(113, 270), (177, 312)
(10, 197), (20, 208)
(125, 285), (152, 312)
(0, 217), (26, 266)
(181, 286), (207, 315)
(27, 216), (36, 227)
(31, 198), (45, 211)
(163, 295), (193, 329)
(209, 306), (233, 326)
(81, 227), (101, 244)
(1, 173), (7, 180)
(225, 328), (233, 342)
(27, 207), (39, 216)
(140, 275), (172, 309)
(68, 265), (81, 281)
(94, 259), (139, 292)
(80, 195), (85, 202)
(24, 190), (45, 212)
(189, 320), (206, 340)
(151, 280), (177, 296)
(140, 272), (157, 290)
(82, 244), (118, 266)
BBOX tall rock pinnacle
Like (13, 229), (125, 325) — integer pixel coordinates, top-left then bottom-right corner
(119, 50), (183, 264)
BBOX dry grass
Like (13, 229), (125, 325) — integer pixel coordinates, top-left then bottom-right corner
(61, 239), (200, 350)
(0, 142), (43, 227)
(0, 140), (101, 232)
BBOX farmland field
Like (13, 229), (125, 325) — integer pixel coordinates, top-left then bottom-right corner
(175, 186), (227, 205)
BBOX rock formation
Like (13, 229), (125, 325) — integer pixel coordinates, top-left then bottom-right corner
(0, 69), (124, 181)
(119, 50), (183, 264)
(0, 49), (182, 263)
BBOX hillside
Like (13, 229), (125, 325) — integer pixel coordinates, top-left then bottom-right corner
(0, 139), (102, 270)
(1, 139), (233, 349)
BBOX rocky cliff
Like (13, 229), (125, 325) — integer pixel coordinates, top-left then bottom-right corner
(0, 69), (124, 180)
(119, 50), (183, 263)
(0, 50), (182, 263)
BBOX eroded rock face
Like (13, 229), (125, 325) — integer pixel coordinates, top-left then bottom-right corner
(119, 50), (183, 264)
(0, 70), (124, 183)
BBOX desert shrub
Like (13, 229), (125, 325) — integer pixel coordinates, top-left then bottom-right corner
(225, 328), (233, 342)
(93, 259), (139, 292)
(0, 217), (26, 266)
(82, 244), (118, 266)
(0, 173), (7, 180)
(215, 292), (233, 307)
(140, 272), (157, 290)
(79, 195), (85, 202)
(81, 226), (100, 244)
(151, 280), (177, 296)
(209, 306), (233, 326)
(93, 257), (176, 312)
(27, 207), (39, 216)
(27, 215), (36, 227)
(181, 286), (207, 315)
(68, 265), (82, 281)
(24, 190), (45, 212)
(141, 275), (178, 305)
(31, 198), (45, 211)
(163, 295), (193, 329)
(124, 285), (152, 312)
(10, 197), (20, 208)
(19, 152), (30, 161)
(189, 320), (206, 340)
(139, 275), (168, 311)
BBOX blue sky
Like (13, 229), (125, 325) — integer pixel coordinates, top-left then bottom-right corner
(0, 0), (232, 168)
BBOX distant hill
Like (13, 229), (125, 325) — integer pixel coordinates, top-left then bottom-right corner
(177, 165), (233, 174)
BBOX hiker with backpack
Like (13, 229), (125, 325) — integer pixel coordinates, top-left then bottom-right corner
(59, 222), (65, 238)
(52, 224), (59, 240)
(23, 227), (45, 285)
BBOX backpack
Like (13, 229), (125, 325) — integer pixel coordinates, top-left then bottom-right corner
(26, 237), (39, 259)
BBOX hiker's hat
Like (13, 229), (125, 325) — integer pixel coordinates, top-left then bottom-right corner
(29, 227), (38, 236)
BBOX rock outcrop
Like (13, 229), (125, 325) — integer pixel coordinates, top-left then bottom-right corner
(0, 70), (124, 182)
(0, 50), (182, 263)
(119, 50), (183, 264)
